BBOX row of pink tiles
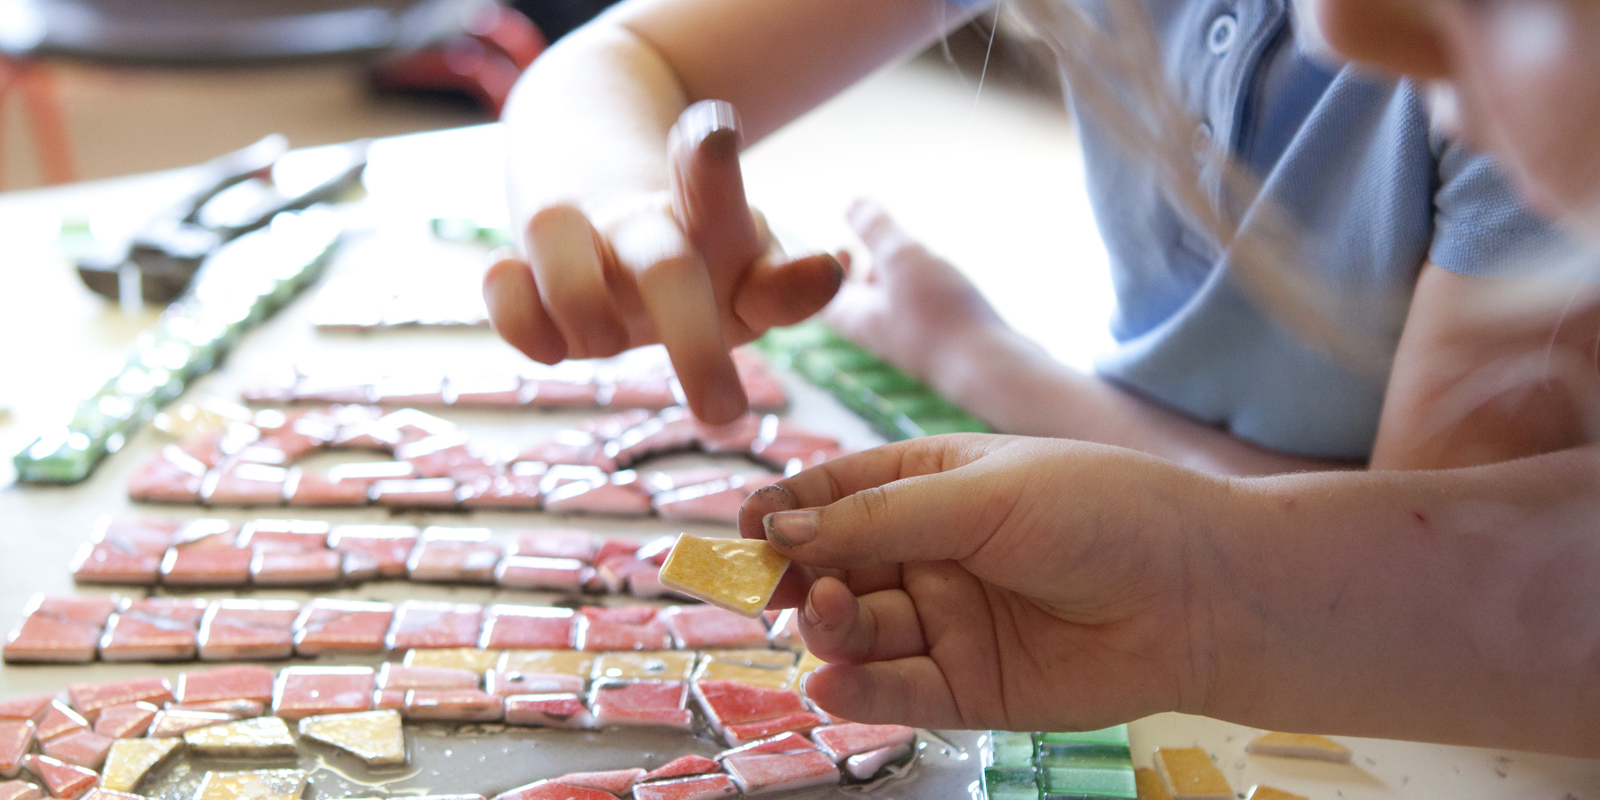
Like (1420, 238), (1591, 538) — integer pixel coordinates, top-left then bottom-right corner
(241, 348), (787, 413)
(73, 517), (694, 596)
(4, 594), (802, 664)
(0, 654), (915, 800)
(127, 403), (843, 517)
(457, 720), (918, 800)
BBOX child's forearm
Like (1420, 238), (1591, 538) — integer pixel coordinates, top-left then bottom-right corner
(929, 322), (1355, 475)
(1199, 449), (1600, 757)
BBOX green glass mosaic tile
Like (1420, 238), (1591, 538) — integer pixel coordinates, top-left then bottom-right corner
(15, 208), (342, 485)
(755, 320), (989, 441)
(431, 217), (516, 248)
(985, 766), (1041, 800)
(1036, 729), (1126, 752)
(988, 731), (1037, 768)
(1040, 764), (1138, 799)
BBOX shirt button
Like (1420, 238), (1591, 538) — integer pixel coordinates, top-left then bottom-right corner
(1207, 14), (1237, 55)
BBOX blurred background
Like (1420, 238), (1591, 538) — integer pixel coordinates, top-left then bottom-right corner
(0, 0), (1061, 190)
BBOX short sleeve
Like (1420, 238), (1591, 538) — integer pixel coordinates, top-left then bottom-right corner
(1428, 136), (1591, 279)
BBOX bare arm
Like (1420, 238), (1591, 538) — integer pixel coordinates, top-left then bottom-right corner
(1203, 446), (1600, 754)
(1371, 261), (1600, 469)
(491, 0), (983, 421)
(827, 203), (1357, 476)
(739, 433), (1600, 757)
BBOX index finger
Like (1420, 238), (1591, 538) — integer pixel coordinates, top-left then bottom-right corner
(610, 208), (747, 424)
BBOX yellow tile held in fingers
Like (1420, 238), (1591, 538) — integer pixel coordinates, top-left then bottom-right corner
(1246, 785), (1308, 800)
(182, 717), (297, 758)
(658, 534), (789, 618)
(297, 710), (406, 767)
(1153, 747), (1232, 800)
(1244, 731), (1352, 763)
(194, 770), (308, 800)
(100, 738), (181, 792)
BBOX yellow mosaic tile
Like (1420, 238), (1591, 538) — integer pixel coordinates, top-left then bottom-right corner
(591, 651), (697, 682)
(1246, 786), (1308, 800)
(402, 648), (503, 672)
(693, 649), (797, 689)
(658, 534), (789, 618)
(183, 717), (297, 758)
(1134, 767), (1174, 800)
(194, 770), (308, 800)
(100, 738), (181, 792)
(1154, 748), (1232, 800)
(1244, 732), (1352, 763)
(298, 710), (406, 767)
(498, 649), (595, 679)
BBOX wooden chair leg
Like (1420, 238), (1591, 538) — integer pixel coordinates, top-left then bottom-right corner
(19, 60), (78, 185)
(0, 57), (18, 191)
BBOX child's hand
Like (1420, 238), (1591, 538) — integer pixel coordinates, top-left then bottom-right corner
(739, 433), (1224, 732)
(484, 100), (844, 424)
(824, 200), (1007, 384)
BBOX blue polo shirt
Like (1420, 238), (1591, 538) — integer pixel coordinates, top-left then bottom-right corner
(952, 0), (1568, 460)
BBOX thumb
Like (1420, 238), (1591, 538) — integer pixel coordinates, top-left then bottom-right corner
(752, 435), (1013, 570)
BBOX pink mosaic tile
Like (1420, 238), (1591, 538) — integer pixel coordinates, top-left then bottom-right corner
(386, 602), (484, 650)
(250, 549), (343, 586)
(722, 750), (838, 795)
(197, 600), (301, 661)
(406, 528), (499, 583)
(200, 461), (290, 506)
(377, 665), (480, 691)
(632, 774), (739, 800)
(235, 519), (332, 551)
(292, 600), (394, 656)
(663, 606), (768, 650)
(272, 667), (376, 720)
(66, 677), (172, 722)
(20, 754), (96, 800)
(505, 529), (597, 562)
(159, 547), (252, 587)
(494, 557), (588, 593)
(479, 606), (574, 650)
(402, 690), (503, 722)
(177, 665), (278, 704)
(501, 694), (592, 729)
(0, 720), (34, 778)
(90, 703), (157, 739)
(39, 730), (113, 770)
(327, 525), (419, 579)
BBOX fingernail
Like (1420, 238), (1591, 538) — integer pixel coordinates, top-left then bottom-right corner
(826, 254), (845, 288)
(799, 669), (814, 696)
(679, 99), (741, 151)
(803, 584), (824, 628)
(764, 510), (818, 548)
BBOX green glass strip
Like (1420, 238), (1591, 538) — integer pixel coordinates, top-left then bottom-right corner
(984, 766), (1041, 800)
(1036, 729), (1126, 752)
(755, 320), (989, 441)
(987, 731), (1038, 768)
(14, 208), (342, 485)
(1039, 763), (1138, 799)
(430, 218), (515, 249)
